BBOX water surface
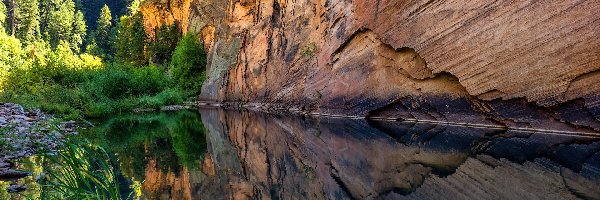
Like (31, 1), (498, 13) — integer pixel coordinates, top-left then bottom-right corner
(5, 108), (600, 199)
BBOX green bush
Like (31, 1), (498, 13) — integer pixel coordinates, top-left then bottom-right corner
(0, 31), (207, 120)
(170, 34), (207, 96)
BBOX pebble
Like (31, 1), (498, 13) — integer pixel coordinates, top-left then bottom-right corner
(0, 170), (31, 179)
(160, 105), (187, 111)
(7, 184), (26, 193)
(0, 102), (82, 188)
(0, 161), (12, 168)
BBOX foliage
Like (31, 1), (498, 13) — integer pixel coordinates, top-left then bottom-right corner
(0, 33), (26, 87)
(115, 13), (147, 66)
(147, 24), (181, 65)
(300, 42), (317, 57)
(0, 58), (186, 119)
(170, 34), (207, 95)
(14, 0), (41, 44)
(0, 2), (6, 32)
(40, 138), (126, 200)
(72, 11), (88, 52)
(0, 1), (208, 120)
(78, 0), (130, 31)
(94, 5), (113, 56)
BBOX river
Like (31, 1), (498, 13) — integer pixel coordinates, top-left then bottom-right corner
(2, 108), (600, 199)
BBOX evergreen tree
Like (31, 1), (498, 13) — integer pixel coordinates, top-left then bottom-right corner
(14, 0), (41, 44)
(71, 11), (87, 52)
(44, 0), (76, 48)
(0, 2), (6, 32)
(148, 24), (180, 65)
(79, 0), (130, 31)
(95, 5), (112, 54)
(115, 13), (146, 66)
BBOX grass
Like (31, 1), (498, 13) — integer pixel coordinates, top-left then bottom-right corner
(40, 138), (133, 200)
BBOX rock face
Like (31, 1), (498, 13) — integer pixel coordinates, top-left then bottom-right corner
(140, 0), (192, 38)
(141, 0), (600, 131)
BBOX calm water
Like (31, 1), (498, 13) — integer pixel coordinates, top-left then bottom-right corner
(4, 108), (600, 199)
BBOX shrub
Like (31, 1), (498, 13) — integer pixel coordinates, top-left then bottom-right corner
(170, 34), (207, 96)
(0, 31), (204, 119)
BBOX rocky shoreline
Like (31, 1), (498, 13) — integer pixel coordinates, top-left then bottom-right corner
(0, 103), (79, 193)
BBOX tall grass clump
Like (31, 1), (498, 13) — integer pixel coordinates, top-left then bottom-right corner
(40, 139), (128, 200)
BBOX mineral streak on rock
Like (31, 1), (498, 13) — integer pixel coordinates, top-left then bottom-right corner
(137, 0), (600, 131)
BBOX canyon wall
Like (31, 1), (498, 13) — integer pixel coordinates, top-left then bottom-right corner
(142, 0), (600, 131)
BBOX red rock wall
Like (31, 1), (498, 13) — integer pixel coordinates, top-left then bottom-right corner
(140, 0), (192, 39)
(186, 0), (599, 131)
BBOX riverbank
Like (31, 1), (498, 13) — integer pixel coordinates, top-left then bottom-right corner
(0, 103), (81, 193)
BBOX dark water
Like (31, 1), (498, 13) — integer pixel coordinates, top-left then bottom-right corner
(6, 108), (600, 199)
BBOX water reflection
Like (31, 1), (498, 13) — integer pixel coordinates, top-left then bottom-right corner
(11, 108), (599, 199)
(196, 108), (600, 200)
(86, 110), (208, 199)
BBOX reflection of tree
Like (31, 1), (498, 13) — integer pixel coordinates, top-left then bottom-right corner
(86, 110), (207, 180)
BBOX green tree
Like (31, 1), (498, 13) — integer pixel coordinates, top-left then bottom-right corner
(95, 5), (112, 54)
(38, 0), (87, 51)
(147, 24), (180, 65)
(115, 13), (147, 66)
(71, 11), (87, 52)
(128, 0), (142, 15)
(0, 32), (24, 92)
(14, 0), (41, 44)
(170, 34), (206, 95)
(0, 2), (6, 32)
(45, 0), (76, 48)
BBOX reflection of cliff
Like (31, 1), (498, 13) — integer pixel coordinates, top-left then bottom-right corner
(86, 111), (209, 199)
(142, 159), (198, 200)
(196, 108), (600, 199)
(400, 156), (599, 200)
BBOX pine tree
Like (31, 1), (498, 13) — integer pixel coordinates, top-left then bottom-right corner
(116, 13), (146, 66)
(44, 0), (76, 48)
(71, 11), (87, 52)
(0, 2), (6, 32)
(95, 4), (112, 53)
(14, 0), (41, 44)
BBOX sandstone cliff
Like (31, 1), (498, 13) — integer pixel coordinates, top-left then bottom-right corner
(141, 0), (600, 131)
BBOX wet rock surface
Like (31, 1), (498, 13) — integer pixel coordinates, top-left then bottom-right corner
(0, 103), (79, 193)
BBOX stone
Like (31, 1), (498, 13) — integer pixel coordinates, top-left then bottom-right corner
(6, 184), (26, 193)
(0, 103), (75, 172)
(160, 105), (185, 111)
(0, 170), (30, 179)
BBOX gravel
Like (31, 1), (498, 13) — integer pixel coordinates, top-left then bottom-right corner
(0, 103), (81, 193)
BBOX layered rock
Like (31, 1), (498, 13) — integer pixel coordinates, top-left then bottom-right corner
(138, 0), (600, 131)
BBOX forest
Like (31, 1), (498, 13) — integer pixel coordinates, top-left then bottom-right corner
(0, 0), (206, 119)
